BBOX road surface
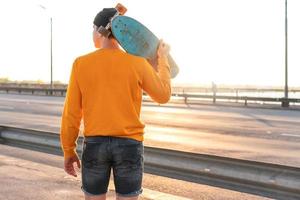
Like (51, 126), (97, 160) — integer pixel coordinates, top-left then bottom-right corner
(0, 93), (299, 167)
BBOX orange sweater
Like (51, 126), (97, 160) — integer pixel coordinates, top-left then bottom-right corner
(60, 48), (171, 158)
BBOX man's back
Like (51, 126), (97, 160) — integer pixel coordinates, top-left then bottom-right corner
(76, 49), (147, 140)
(61, 48), (171, 152)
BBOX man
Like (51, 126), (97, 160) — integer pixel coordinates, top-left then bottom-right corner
(60, 7), (171, 200)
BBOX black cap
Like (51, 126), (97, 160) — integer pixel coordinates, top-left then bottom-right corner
(93, 8), (117, 27)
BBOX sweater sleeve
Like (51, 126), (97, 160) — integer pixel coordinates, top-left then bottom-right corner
(141, 56), (171, 104)
(60, 59), (82, 159)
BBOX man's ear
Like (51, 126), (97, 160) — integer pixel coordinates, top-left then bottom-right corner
(93, 27), (103, 48)
(93, 28), (100, 38)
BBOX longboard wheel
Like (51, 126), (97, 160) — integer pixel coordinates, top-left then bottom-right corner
(115, 3), (127, 15)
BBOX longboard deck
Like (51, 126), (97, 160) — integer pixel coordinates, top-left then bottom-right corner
(111, 16), (179, 78)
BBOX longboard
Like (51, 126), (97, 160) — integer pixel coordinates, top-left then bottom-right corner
(111, 16), (179, 79)
(98, 3), (179, 78)
(97, 3), (179, 78)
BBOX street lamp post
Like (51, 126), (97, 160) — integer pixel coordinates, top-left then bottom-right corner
(50, 17), (53, 94)
(282, 0), (289, 107)
(39, 5), (53, 95)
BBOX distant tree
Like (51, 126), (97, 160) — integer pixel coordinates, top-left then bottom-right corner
(36, 79), (45, 84)
(0, 77), (11, 83)
(54, 80), (63, 84)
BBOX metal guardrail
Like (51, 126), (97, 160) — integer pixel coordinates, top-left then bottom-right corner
(1, 86), (300, 107)
(0, 125), (299, 200)
(1, 83), (300, 93)
(0, 87), (66, 96)
(172, 87), (300, 94)
(173, 93), (300, 106)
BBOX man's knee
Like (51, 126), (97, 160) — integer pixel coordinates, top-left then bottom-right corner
(116, 195), (139, 200)
(84, 193), (106, 200)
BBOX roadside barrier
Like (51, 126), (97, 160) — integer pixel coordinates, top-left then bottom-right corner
(0, 125), (299, 200)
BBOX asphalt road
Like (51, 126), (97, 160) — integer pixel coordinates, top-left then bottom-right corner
(0, 93), (300, 167)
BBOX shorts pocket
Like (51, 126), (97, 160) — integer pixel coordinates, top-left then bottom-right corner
(115, 142), (144, 171)
(82, 142), (100, 168)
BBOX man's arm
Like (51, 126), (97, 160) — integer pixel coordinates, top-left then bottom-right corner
(141, 41), (171, 104)
(60, 59), (82, 159)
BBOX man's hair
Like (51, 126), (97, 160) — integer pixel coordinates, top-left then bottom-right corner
(93, 8), (117, 39)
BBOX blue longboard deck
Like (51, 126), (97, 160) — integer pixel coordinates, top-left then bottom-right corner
(111, 16), (179, 78)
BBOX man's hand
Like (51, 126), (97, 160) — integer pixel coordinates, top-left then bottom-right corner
(64, 154), (81, 177)
(157, 39), (171, 58)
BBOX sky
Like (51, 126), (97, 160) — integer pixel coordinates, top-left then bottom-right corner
(0, 0), (299, 87)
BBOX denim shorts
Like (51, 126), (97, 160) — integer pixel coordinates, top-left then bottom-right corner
(81, 136), (144, 197)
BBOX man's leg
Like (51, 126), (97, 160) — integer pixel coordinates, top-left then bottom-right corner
(81, 137), (111, 200)
(84, 193), (107, 200)
(116, 196), (138, 200)
(112, 137), (144, 200)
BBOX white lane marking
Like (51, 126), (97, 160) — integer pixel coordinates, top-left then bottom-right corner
(0, 97), (63, 106)
(0, 105), (15, 110)
(47, 124), (60, 128)
(281, 133), (300, 138)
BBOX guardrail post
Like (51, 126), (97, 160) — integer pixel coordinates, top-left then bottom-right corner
(244, 97), (248, 106)
(184, 94), (187, 104)
(281, 98), (289, 107)
(212, 84), (217, 104)
(213, 91), (216, 103)
(182, 89), (188, 104)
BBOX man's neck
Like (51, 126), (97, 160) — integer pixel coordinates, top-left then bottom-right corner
(101, 38), (121, 50)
